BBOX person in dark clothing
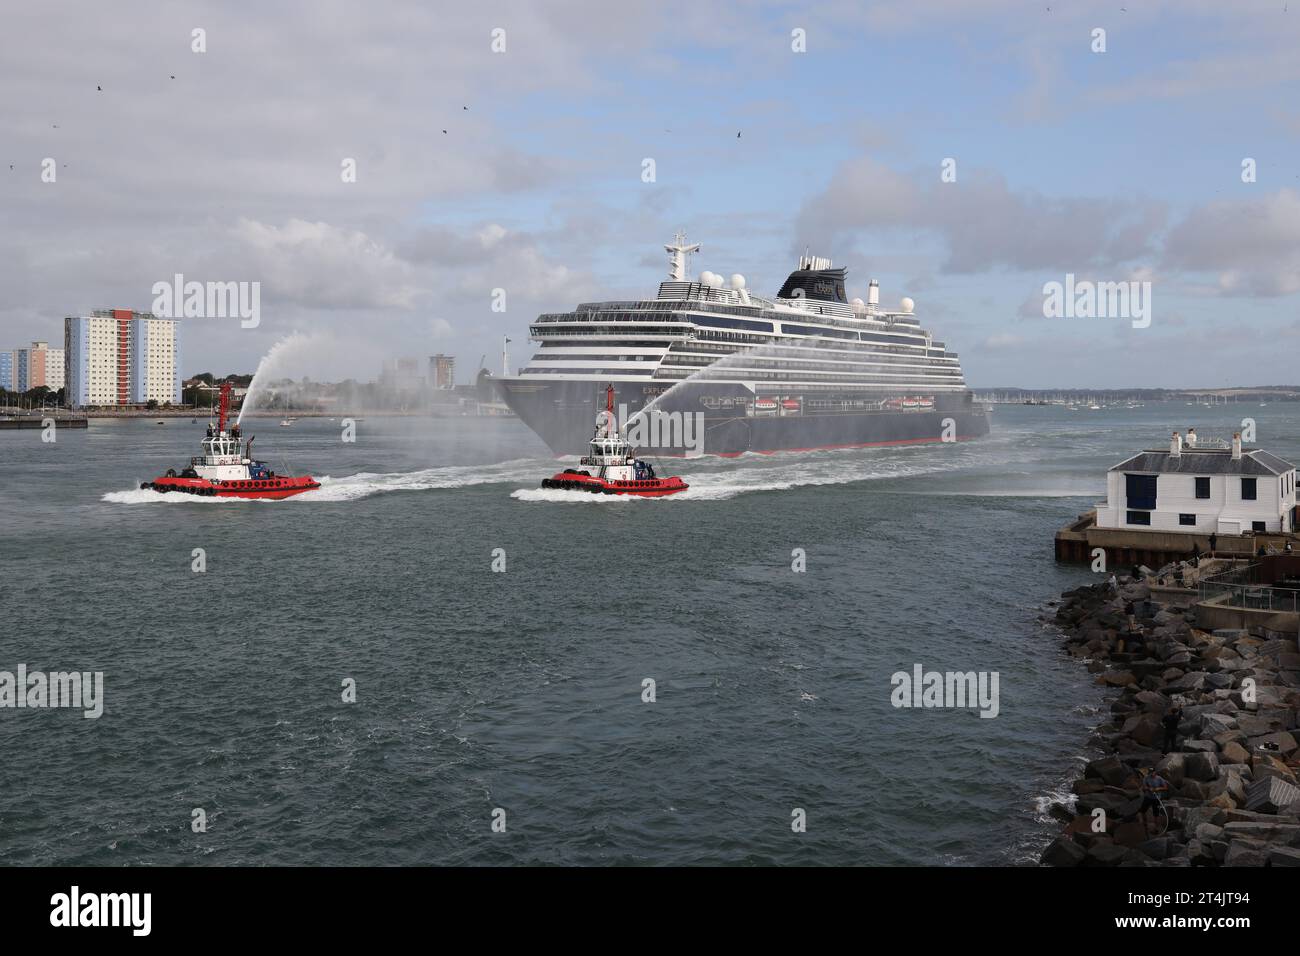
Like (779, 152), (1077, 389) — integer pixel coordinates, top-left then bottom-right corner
(1209, 533), (1218, 555)
(1161, 705), (1182, 754)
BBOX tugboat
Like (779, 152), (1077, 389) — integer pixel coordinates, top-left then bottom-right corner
(540, 386), (688, 497)
(141, 383), (320, 499)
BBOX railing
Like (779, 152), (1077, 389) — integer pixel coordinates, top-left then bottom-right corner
(1198, 562), (1300, 613)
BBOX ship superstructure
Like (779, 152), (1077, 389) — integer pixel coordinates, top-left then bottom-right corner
(498, 234), (989, 456)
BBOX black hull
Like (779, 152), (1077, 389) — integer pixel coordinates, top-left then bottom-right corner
(500, 379), (990, 456)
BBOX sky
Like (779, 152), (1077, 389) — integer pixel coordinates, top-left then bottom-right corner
(3, 0), (1300, 389)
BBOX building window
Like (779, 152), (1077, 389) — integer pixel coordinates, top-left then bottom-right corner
(1195, 477), (1210, 499)
(1179, 513), (1196, 526)
(1125, 474), (1157, 510)
(1242, 477), (1257, 501)
(1252, 521), (1266, 533)
(1127, 510), (1152, 526)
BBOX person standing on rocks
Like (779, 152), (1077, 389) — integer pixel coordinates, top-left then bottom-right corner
(1161, 704), (1182, 754)
(1139, 768), (1170, 836)
(1209, 532), (1217, 556)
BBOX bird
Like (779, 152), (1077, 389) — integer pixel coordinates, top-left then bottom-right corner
(736, 131), (742, 138)
(96, 85), (102, 91)
(462, 105), (468, 110)
(442, 129), (447, 134)
(52, 124), (59, 129)
(170, 75), (175, 80)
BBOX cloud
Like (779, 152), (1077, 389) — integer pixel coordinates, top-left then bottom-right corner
(796, 156), (1168, 273)
(1161, 189), (1300, 296)
(233, 218), (426, 310)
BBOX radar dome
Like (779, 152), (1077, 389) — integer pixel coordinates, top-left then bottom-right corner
(899, 297), (915, 313)
(730, 273), (746, 289)
(850, 297), (865, 307)
(699, 271), (716, 285)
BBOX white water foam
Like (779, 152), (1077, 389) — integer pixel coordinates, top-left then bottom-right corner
(103, 458), (550, 505)
(510, 446), (961, 503)
(305, 458), (545, 502)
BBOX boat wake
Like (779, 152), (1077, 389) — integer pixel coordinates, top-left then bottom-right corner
(306, 459), (546, 501)
(512, 448), (961, 502)
(103, 459), (549, 504)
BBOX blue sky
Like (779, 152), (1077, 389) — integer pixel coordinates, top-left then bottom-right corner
(3, 0), (1300, 387)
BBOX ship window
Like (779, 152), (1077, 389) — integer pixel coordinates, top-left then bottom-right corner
(1195, 477), (1210, 499)
(1242, 478), (1257, 500)
(1179, 513), (1196, 526)
(1253, 521), (1266, 532)
(1126, 510), (1151, 526)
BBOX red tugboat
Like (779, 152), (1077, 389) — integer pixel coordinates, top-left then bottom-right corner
(540, 386), (688, 497)
(141, 383), (320, 499)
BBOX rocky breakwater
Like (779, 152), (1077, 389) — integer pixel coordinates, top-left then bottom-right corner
(1041, 567), (1300, 867)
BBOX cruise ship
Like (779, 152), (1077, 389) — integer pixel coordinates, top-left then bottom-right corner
(497, 234), (989, 456)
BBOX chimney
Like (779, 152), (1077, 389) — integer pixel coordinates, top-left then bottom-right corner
(1186, 428), (1197, 447)
(1170, 431), (1182, 457)
(1232, 432), (1242, 460)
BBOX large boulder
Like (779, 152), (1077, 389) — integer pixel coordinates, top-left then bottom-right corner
(1155, 752), (1186, 786)
(1100, 670), (1137, 687)
(1085, 756), (1130, 787)
(1086, 842), (1129, 866)
(1167, 671), (1207, 693)
(1221, 741), (1251, 764)
(1121, 713), (1163, 748)
(1244, 776), (1300, 814)
(1224, 838), (1269, 867)
(1136, 836), (1174, 860)
(1040, 834), (1087, 866)
(1134, 690), (1170, 713)
(1255, 763), (1297, 786)
(1199, 712), (1237, 737)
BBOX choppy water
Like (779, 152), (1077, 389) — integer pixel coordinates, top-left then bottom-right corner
(2, 401), (1295, 865)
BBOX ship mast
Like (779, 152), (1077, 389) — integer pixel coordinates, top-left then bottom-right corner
(664, 231), (700, 281)
(217, 382), (232, 434)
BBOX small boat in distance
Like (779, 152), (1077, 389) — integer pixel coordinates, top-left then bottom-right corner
(141, 384), (320, 499)
(540, 386), (688, 497)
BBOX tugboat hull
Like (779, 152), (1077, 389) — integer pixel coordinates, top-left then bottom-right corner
(141, 476), (320, 499)
(540, 471), (687, 497)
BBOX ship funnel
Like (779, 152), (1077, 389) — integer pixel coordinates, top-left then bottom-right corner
(1170, 431), (1182, 457)
(867, 279), (880, 307)
(1232, 432), (1242, 459)
(1186, 427), (1197, 447)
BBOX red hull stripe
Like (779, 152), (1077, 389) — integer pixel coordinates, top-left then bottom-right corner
(714, 435), (978, 458)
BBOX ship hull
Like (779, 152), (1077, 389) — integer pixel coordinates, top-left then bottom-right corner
(142, 476), (321, 498)
(500, 379), (990, 457)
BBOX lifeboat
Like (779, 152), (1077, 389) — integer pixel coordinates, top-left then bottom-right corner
(140, 383), (320, 499)
(540, 386), (688, 497)
(781, 398), (801, 412)
(754, 397), (778, 413)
